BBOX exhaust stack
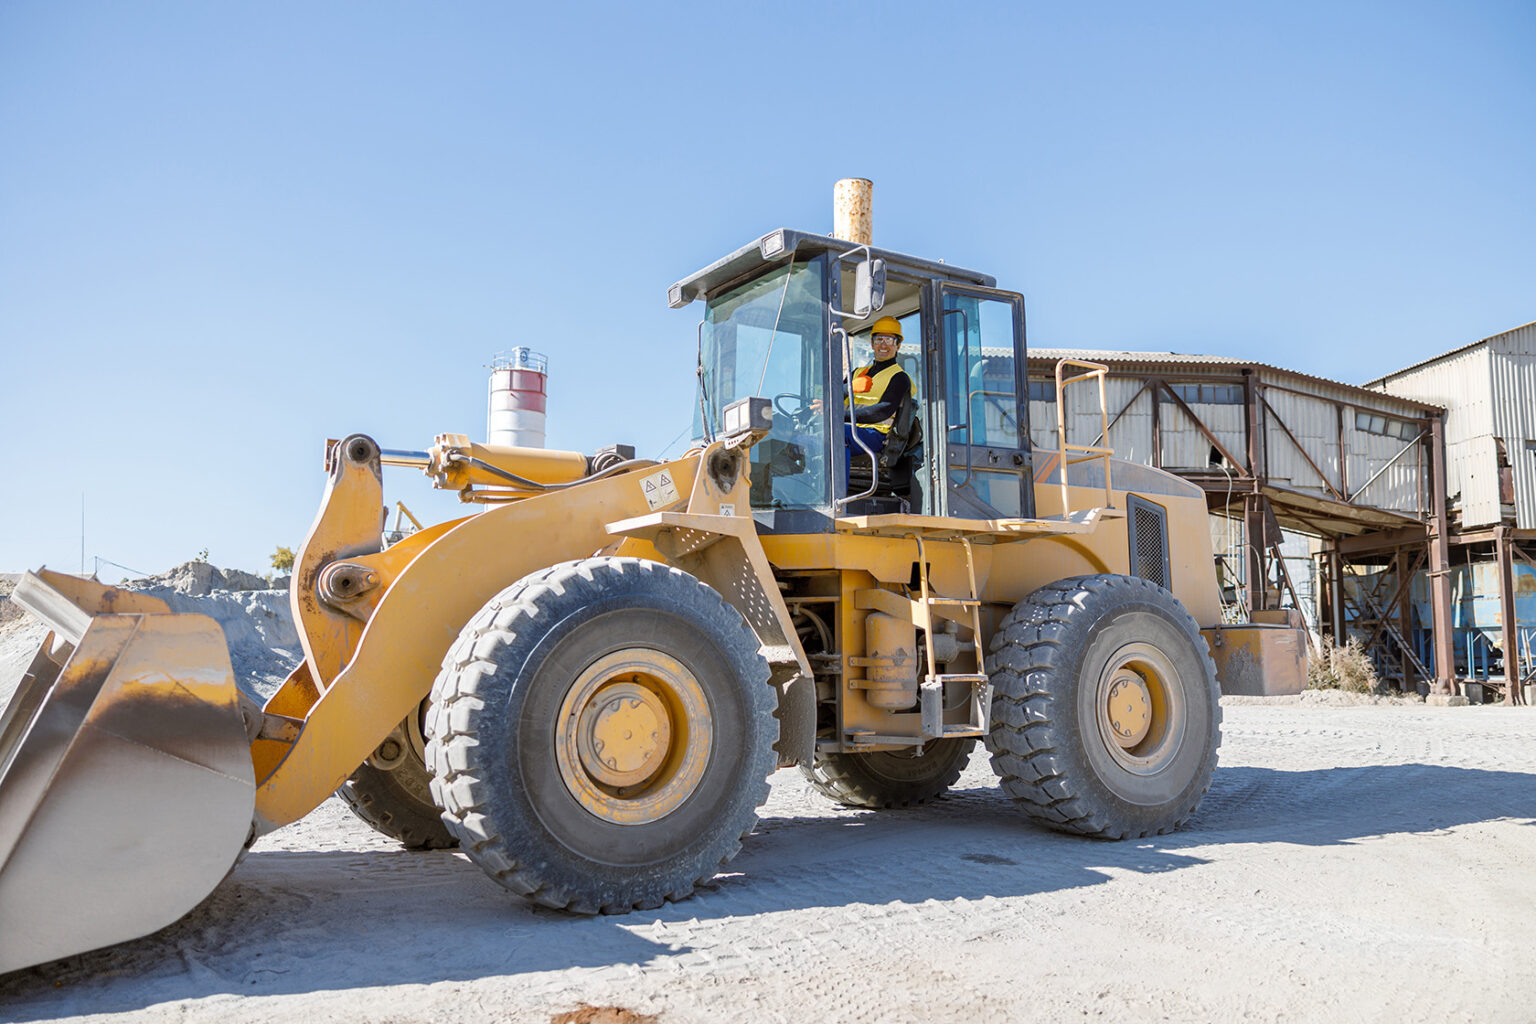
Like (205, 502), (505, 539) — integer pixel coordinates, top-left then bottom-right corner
(833, 178), (873, 246)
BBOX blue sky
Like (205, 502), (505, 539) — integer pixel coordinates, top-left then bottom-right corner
(1, 1), (1531, 576)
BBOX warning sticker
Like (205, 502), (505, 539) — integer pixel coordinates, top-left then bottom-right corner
(640, 468), (681, 510)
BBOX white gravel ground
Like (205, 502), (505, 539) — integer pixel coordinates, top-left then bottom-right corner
(1, 685), (1531, 1023)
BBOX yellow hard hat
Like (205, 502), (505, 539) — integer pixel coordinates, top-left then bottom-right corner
(871, 316), (902, 339)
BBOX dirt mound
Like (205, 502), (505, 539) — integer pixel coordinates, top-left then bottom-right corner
(0, 563), (302, 703)
(128, 561), (277, 597)
(120, 564), (300, 696)
(0, 574), (22, 625)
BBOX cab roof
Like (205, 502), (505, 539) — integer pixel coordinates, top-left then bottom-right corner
(667, 228), (997, 309)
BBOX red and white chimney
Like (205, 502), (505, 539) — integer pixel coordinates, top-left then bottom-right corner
(487, 348), (548, 449)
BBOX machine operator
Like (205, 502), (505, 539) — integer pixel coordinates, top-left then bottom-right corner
(841, 315), (912, 482)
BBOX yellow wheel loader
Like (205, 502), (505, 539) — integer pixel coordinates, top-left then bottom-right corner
(0, 224), (1282, 973)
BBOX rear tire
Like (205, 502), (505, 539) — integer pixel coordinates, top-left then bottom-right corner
(426, 557), (777, 914)
(985, 574), (1220, 838)
(336, 705), (457, 850)
(800, 738), (974, 808)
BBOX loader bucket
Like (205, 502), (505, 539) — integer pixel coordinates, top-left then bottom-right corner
(0, 570), (255, 974)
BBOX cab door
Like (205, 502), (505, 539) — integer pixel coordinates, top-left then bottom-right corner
(933, 283), (1034, 519)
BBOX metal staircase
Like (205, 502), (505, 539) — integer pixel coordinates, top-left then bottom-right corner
(1342, 579), (1431, 687)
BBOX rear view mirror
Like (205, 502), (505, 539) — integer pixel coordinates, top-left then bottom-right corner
(853, 257), (886, 317)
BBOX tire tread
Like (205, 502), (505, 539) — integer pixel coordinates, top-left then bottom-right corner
(984, 574), (1222, 840)
(426, 556), (775, 913)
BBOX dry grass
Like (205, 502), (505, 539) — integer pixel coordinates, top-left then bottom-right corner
(1306, 635), (1382, 694)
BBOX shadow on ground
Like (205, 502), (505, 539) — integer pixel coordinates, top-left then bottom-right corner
(1, 762), (1530, 1019)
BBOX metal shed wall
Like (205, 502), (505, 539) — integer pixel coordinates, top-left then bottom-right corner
(1371, 344), (1500, 527)
(1256, 375), (1426, 514)
(1262, 386), (1341, 494)
(1342, 410), (1426, 516)
(1031, 380), (1250, 472)
(1029, 355), (1431, 520)
(1487, 323), (1536, 529)
(1161, 390), (1246, 471)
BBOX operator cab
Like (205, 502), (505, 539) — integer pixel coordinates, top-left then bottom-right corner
(673, 229), (1032, 533)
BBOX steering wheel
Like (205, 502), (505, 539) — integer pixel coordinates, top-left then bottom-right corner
(773, 393), (806, 417)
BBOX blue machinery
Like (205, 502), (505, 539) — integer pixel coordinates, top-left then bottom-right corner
(1343, 561), (1534, 691)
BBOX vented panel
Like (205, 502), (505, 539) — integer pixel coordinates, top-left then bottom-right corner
(1126, 494), (1170, 589)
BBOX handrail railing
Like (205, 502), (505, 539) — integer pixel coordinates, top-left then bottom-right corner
(1054, 358), (1114, 513)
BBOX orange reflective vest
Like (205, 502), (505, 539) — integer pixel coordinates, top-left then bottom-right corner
(847, 362), (907, 434)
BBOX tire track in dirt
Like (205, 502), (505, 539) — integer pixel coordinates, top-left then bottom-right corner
(2, 705), (1534, 1024)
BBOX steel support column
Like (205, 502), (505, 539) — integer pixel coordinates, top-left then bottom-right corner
(1328, 544), (1344, 643)
(1495, 526), (1521, 705)
(1427, 414), (1455, 695)
(1244, 370), (1267, 614)
(1244, 495), (1266, 613)
(1397, 546), (1413, 687)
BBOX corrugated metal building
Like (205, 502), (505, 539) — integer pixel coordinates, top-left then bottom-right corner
(1026, 349), (1457, 696)
(1027, 349), (1443, 532)
(1364, 321), (1536, 702)
(1366, 321), (1536, 530)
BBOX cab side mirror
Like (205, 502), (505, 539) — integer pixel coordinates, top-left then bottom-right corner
(853, 257), (886, 317)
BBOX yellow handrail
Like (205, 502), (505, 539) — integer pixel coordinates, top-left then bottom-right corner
(1053, 358), (1114, 513)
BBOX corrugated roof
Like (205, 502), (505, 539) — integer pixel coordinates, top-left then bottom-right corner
(1364, 320), (1536, 386)
(1027, 348), (1443, 412)
(1031, 348), (1249, 366)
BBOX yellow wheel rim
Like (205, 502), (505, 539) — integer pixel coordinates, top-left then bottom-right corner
(1095, 642), (1185, 775)
(555, 649), (712, 825)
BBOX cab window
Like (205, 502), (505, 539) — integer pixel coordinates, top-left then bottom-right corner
(698, 258), (829, 510)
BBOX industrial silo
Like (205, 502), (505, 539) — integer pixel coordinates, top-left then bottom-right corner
(487, 348), (548, 449)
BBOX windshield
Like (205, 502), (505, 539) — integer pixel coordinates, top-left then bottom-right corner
(696, 257), (828, 510)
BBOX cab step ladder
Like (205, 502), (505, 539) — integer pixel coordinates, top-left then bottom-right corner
(912, 534), (991, 740)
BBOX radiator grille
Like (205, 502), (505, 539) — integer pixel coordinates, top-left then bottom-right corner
(1127, 495), (1170, 589)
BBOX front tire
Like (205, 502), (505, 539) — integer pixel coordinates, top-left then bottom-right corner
(985, 574), (1220, 838)
(425, 557), (777, 914)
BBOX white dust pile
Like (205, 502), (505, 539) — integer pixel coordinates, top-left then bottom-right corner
(0, 563), (302, 705)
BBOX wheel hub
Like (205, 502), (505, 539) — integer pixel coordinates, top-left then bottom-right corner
(555, 649), (712, 825)
(576, 682), (671, 787)
(1106, 671), (1152, 748)
(1092, 640), (1187, 776)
